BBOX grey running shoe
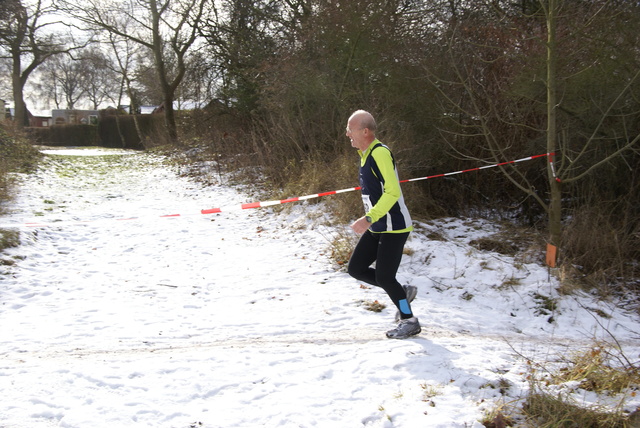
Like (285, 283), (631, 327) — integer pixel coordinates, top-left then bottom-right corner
(386, 317), (421, 339)
(395, 285), (418, 322)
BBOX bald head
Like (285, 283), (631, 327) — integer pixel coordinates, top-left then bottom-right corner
(349, 110), (377, 133)
(346, 110), (377, 151)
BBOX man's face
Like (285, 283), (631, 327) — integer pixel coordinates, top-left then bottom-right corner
(346, 118), (366, 150)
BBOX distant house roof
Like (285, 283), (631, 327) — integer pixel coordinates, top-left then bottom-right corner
(31, 110), (52, 118)
(139, 106), (158, 114)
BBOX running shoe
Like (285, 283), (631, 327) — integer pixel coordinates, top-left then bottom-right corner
(386, 316), (421, 339)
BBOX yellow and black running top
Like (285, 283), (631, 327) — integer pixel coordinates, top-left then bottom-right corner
(358, 140), (413, 234)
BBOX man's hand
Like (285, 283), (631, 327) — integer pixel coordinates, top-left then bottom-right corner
(351, 216), (372, 235)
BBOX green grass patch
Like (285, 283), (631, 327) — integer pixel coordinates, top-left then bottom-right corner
(0, 228), (20, 251)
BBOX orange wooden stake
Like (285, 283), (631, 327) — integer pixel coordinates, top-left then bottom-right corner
(546, 243), (557, 268)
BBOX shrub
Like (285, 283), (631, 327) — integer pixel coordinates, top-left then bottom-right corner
(0, 125), (42, 252)
(0, 125), (42, 210)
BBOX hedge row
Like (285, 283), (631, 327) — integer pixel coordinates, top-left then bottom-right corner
(25, 115), (165, 149)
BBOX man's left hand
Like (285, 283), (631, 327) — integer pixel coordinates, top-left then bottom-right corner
(351, 216), (372, 234)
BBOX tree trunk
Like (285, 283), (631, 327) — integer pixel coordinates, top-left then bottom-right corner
(162, 93), (178, 142)
(11, 50), (27, 128)
(149, 0), (178, 143)
(546, 0), (562, 254)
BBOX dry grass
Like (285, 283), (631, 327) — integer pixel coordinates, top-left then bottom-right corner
(326, 228), (358, 269)
(520, 343), (640, 428)
(551, 345), (640, 395)
(524, 391), (628, 428)
(359, 299), (386, 312)
(481, 406), (517, 428)
(562, 205), (640, 296)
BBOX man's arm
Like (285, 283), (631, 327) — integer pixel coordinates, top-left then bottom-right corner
(365, 147), (400, 222)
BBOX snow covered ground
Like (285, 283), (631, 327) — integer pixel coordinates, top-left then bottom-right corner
(0, 147), (638, 428)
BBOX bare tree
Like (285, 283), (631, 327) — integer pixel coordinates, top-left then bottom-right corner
(57, 0), (208, 142)
(43, 52), (89, 109)
(34, 57), (63, 109)
(0, 0), (73, 128)
(104, 27), (146, 145)
(79, 47), (120, 110)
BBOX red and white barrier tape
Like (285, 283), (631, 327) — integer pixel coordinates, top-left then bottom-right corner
(548, 152), (561, 182)
(400, 153), (553, 183)
(0, 152), (555, 228)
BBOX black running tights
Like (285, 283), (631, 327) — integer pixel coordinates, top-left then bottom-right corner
(347, 230), (410, 311)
